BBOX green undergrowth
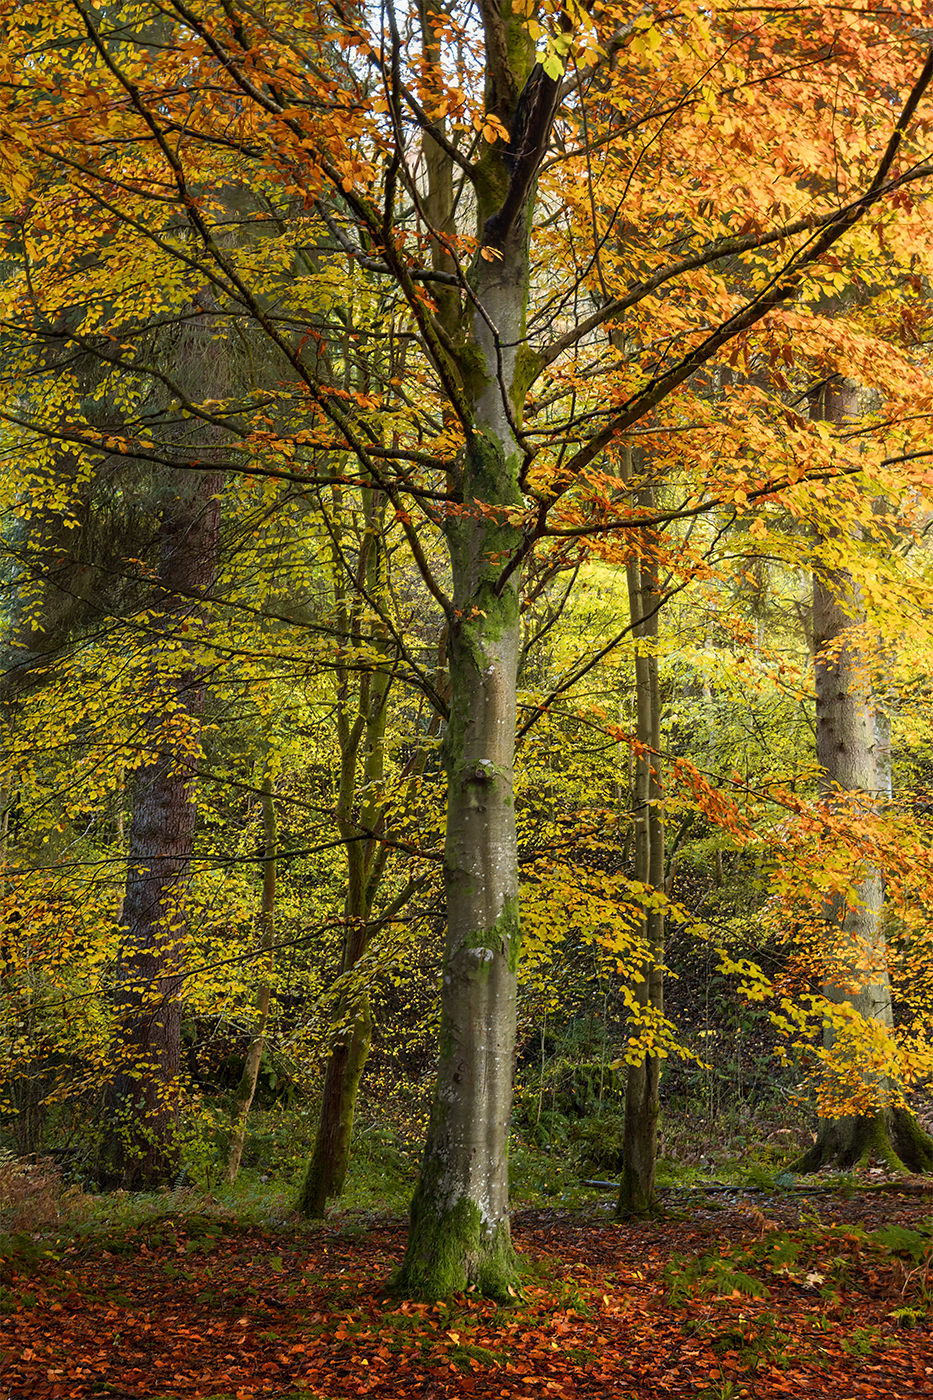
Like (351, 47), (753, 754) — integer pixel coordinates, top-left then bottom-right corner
(0, 1231), (63, 1267)
(6, 1089), (906, 1260)
(508, 1139), (607, 1208)
(179, 1106), (420, 1211)
(2, 1112), (423, 1243)
(683, 1312), (803, 1370)
(664, 1217), (933, 1323)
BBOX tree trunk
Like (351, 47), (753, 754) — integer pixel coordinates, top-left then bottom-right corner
(618, 468), (665, 1217)
(225, 774), (276, 1184)
(297, 488), (392, 1215)
(100, 465), (222, 1189)
(794, 1106), (933, 1174)
(792, 379), (932, 1174)
(397, 496), (522, 1297)
(396, 63), (533, 1289)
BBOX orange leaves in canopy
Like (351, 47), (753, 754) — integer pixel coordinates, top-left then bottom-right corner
(0, 0), (927, 553)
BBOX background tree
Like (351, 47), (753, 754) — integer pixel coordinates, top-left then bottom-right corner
(786, 379), (933, 1173)
(617, 452), (666, 1217)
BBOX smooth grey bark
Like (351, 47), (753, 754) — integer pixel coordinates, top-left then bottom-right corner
(396, 29), (537, 1287)
(398, 520), (522, 1294)
(397, 319), (525, 1299)
(813, 386), (888, 1032)
(792, 379), (932, 1174)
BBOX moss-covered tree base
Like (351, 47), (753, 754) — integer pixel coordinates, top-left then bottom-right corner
(394, 1193), (519, 1301)
(616, 1163), (662, 1220)
(791, 1107), (933, 1175)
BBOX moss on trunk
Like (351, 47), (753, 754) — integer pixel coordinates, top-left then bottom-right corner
(394, 1193), (518, 1301)
(792, 1106), (933, 1174)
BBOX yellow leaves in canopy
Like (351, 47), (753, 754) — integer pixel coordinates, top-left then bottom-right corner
(769, 995), (916, 1118)
(476, 113), (509, 147)
(0, 876), (125, 1095)
(610, 992), (697, 1067)
(0, 119), (32, 204)
(521, 857), (684, 984)
(629, 23), (663, 62)
(716, 950), (773, 1003)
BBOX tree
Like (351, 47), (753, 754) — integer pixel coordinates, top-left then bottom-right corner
(1, 0), (931, 1290)
(296, 486), (428, 1216)
(224, 773), (276, 1184)
(617, 453), (666, 1217)
(100, 460), (223, 1188)
(789, 379), (933, 1173)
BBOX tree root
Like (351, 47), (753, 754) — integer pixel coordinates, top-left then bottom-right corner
(791, 1107), (933, 1175)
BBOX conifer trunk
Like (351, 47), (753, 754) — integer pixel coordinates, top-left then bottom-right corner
(101, 466), (222, 1189)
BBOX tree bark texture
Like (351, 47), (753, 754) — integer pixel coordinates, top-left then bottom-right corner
(396, 36), (534, 1285)
(619, 468), (665, 1217)
(793, 379), (932, 1174)
(397, 491), (522, 1297)
(100, 465), (222, 1188)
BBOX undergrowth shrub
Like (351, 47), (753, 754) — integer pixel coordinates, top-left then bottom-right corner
(0, 1150), (64, 1231)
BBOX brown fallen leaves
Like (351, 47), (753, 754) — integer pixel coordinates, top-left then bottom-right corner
(2, 1190), (931, 1400)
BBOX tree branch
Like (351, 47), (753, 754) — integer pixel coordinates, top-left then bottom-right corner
(315, 203), (460, 285)
(539, 162), (933, 369)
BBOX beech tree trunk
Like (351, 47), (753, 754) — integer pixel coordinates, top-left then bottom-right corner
(397, 479), (523, 1297)
(618, 469), (665, 1217)
(793, 379), (932, 1174)
(395, 20), (534, 1293)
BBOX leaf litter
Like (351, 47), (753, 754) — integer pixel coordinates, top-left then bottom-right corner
(2, 1190), (931, 1400)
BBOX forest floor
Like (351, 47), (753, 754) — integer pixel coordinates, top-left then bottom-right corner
(2, 1182), (931, 1400)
